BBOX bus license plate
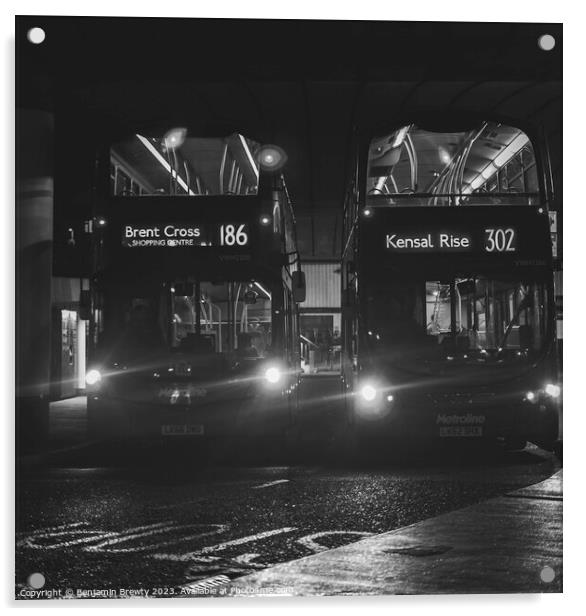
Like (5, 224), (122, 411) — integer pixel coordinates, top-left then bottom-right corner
(161, 424), (204, 436)
(439, 426), (483, 437)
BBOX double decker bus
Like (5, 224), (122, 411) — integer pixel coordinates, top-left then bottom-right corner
(84, 129), (305, 443)
(341, 118), (561, 450)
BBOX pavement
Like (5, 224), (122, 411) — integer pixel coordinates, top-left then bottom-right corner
(47, 396), (88, 449)
(17, 396), (93, 469)
(226, 470), (562, 595)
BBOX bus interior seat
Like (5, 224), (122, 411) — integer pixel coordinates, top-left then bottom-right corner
(179, 333), (215, 354)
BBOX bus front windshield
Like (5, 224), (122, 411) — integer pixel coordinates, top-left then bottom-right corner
(110, 133), (260, 197)
(366, 122), (539, 206)
(363, 275), (549, 374)
(100, 280), (273, 363)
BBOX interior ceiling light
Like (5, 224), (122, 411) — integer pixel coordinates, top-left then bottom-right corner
(464, 131), (530, 194)
(439, 148), (452, 165)
(257, 145), (288, 172)
(391, 126), (410, 148)
(136, 134), (194, 195)
(239, 134), (260, 181)
(253, 282), (271, 300)
(163, 127), (187, 149)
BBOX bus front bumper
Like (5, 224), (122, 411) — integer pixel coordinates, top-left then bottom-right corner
(351, 392), (559, 444)
(87, 390), (293, 440)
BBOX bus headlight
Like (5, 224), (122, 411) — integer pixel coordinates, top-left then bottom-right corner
(544, 383), (561, 399)
(265, 366), (282, 384)
(85, 369), (102, 386)
(360, 384), (377, 402)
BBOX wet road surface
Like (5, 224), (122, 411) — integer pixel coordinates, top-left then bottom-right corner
(16, 441), (559, 598)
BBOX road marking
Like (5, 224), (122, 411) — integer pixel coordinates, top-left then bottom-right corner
(17, 522), (118, 550)
(17, 521), (228, 554)
(252, 479), (290, 489)
(198, 527), (298, 554)
(181, 555), (222, 573)
(153, 527), (297, 562)
(182, 554), (265, 587)
(182, 575), (231, 595)
(176, 529), (376, 588)
(232, 552), (262, 566)
(297, 530), (375, 553)
(18, 522), (165, 551)
(16, 521), (85, 537)
(85, 523), (228, 554)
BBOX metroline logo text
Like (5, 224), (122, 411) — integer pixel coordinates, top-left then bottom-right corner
(436, 414), (486, 425)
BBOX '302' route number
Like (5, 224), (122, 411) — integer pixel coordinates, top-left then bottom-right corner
(484, 227), (516, 252)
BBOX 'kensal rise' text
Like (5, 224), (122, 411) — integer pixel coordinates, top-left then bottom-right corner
(385, 233), (470, 250)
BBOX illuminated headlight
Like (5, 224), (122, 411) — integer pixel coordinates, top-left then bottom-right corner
(85, 369), (102, 386)
(525, 391), (536, 402)
(360, 384), (377, 402)
(544, 383), (561, 399)
(265, 366), (282, 384)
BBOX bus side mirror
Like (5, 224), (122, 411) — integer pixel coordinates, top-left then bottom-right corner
(292, 270), (306, 304)
(79, 290), (91, 320)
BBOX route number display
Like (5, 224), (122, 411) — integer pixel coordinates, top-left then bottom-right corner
(219, 224), (248, 246)
(122, 222), (250, 248)
(484, 227), (517, 252)
(381, 226), (519, 254)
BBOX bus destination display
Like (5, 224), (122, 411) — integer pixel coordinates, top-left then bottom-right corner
(384, 227), (518, 254)
(122, 223), (250, 248)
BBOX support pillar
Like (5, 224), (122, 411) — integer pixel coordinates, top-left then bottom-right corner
(16, 110), (54, 454)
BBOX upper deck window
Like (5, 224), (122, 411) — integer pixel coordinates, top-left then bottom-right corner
(110, 132), (260, 196)
(366, 122), (539, 206)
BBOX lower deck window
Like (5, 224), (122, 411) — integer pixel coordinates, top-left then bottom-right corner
(100, 280), (273, 359)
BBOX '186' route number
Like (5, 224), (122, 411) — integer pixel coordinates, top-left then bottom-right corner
(220, 224), (248, 246)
